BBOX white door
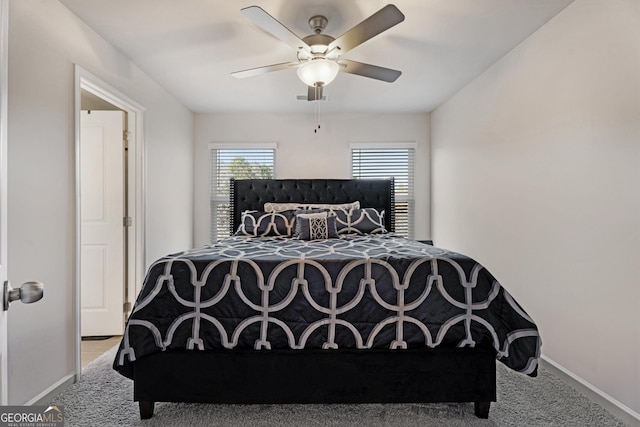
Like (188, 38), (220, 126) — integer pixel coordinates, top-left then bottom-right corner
(80, 110), (125, 337)
(0, 0), (8, 404)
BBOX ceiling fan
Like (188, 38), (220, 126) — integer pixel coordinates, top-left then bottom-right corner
(231, 4), (405, 101)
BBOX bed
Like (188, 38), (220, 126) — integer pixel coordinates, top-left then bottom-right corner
(113, 178), (541, 420)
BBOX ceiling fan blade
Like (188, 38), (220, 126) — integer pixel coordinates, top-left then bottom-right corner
(327, 4), (404, 54)
(307, 85), (324, 101)
(231, 62), (298, 79)
(241, 6), (311, 54)
(339, 59), (402, 82)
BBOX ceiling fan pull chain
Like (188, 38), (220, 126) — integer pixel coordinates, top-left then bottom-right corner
(314, 87), (321, 133)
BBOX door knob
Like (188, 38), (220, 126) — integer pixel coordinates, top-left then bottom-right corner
(3, 280), (44, 311)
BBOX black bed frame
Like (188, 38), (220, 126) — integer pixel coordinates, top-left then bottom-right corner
(131, 179), (496, 419)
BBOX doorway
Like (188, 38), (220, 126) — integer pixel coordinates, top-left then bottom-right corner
(74, 67), (145, 378)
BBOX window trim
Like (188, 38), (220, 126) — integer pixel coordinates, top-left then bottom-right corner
(209, 142), (278, 150)
(350, 141), (417, 150)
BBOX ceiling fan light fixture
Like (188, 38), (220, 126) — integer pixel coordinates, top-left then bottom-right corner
(297, 58), (340, 87)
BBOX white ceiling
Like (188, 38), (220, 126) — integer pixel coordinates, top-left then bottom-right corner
(59, 0), (574, 114)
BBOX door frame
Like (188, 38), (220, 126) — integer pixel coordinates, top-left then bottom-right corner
(73, 66), (145, 378)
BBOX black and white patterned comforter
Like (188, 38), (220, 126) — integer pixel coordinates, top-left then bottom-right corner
(114, 234), (540, 378)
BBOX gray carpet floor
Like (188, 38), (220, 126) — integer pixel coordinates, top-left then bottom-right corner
(51, 346), (627, 426)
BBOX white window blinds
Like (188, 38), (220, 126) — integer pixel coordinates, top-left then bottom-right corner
(210, 148), (275, 242)
(351, 147), (415, 238)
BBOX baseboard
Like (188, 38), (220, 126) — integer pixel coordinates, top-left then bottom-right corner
(24, 373), (77, 406)
(541, 356), (640, 427)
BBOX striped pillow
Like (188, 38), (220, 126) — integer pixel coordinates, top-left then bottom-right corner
(295, 211), (338, 240)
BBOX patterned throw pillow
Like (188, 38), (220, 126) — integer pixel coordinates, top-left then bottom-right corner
(264, 201), (360, 214)
(235, 210), (296, 237)
(333, 208), (387, 235)
(295, 212), (338, 240)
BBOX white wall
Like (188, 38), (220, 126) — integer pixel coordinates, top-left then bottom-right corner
(7, 0), (193, 404)
(193, 112), (430, 247)
(431, 0), (640, 416)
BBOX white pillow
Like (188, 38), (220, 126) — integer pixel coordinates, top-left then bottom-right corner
(264, 201), (360, 213)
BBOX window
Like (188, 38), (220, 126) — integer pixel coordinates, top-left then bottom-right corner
(210, 147), (275, 242)
(351, 146), (415, 238)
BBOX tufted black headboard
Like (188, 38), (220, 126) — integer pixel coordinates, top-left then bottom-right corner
(230, 178), (395, 234)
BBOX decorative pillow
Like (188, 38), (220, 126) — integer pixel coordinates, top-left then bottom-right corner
(333, 208), (387, 235)
(235, 210), (296, 237)
(295, 211), (338, 240)
(264, 201), (360, 214)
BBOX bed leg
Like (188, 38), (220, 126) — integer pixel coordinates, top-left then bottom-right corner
(139, 401), (154, 419)
(474, 401), (490, 418)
